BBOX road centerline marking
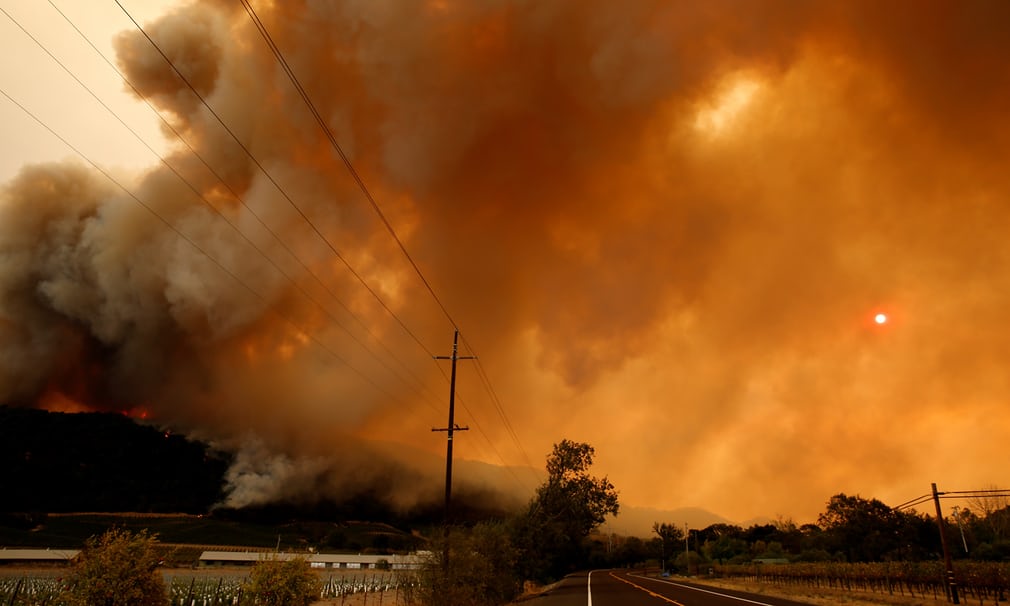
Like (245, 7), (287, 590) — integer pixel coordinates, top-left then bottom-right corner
(628, 573), (783, 606)
(609, 571), (685, 605)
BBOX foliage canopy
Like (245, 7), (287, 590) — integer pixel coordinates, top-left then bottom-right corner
(416, 522), (520, 606)
(242, 556), (322, 606)
(512, 439), (619, 582)
(63, 528), (168, 606)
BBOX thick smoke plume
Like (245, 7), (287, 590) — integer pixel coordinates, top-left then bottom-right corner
(2, 0), (1009, 522)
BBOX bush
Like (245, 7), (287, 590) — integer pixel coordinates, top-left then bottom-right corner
(63, 528), (168, 606)
(242, 556), (322, 606)
(416, 523), (520, 606)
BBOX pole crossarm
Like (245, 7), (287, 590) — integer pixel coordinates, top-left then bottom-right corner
(432, 425), (469, 432)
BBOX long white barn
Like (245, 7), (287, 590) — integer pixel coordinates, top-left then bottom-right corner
(197, 550), (423, 570)
(0, 548), (79, 564)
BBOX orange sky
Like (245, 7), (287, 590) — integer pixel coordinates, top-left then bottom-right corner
(1, 0), (1008, 525)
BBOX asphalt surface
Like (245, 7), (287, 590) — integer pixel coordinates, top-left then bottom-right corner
(527, 570), (814, 606)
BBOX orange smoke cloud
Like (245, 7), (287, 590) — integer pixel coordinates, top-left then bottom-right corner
(1, 0), (1009, 522)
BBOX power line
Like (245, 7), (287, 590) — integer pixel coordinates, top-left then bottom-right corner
(111, 0), (515, 442)
(448, 389), (538, 493)
(0, 84), (409, 408)
(9, 2), (445, 417)
(464, 337), (539, 477)
(237, 0), (538, 482)
(238, 0), (458, 330)
(113, 0), (439, 365)
(894, 487), (1010, 511)
(39, 0), (518, 485)
(4, 1), (536, 497)
(113, 4), (531, 472)
(46, 0), (444, 412)
(26, 0), (536, 493)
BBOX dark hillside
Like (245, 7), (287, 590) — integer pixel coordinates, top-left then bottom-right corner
(0, 406), (230, 513)
(0, 406), (509, 551)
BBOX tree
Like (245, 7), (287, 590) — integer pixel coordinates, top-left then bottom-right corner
(703, 533), (750, 564)
(652, 522), (684, 572)
(243, 556), (321, 606)
(616, 535), (650, 567)
(512, 440), (619, 582)
(818, 493), (905, 561)
(62, 528), (168, 606)
(416, 522), (520, 606)
(966, 486), (1010, 544)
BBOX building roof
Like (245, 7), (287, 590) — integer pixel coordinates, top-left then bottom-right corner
(0, 548), (79, 561)
(197, 551), (420, 565)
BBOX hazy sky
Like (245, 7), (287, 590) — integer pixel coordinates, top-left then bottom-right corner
(1, 0), (1008, 526)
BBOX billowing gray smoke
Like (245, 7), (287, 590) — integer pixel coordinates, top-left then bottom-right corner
(2, 0), (1009, 522)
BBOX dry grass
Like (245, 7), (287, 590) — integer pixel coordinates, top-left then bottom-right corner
(690, 576), (953, 606)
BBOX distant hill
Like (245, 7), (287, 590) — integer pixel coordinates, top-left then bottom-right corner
(2, 406), (744, 539)
(602, 504), (733, 537)
(0, 406), (516, 526)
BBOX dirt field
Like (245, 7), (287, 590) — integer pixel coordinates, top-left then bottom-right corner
(312, 593), (403, 606)
(0, 566), (407, 606)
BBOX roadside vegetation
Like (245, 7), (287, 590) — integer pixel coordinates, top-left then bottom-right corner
(408, 467), (1010, 605)
(243, 556), (321, 606)
(414, 439), (620, 606)
(61, 528), (168, 606)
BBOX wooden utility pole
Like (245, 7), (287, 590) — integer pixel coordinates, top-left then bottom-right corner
(684, 522), (690, 575)
(932, 483), (959, 604)
(433, 329), (474, 569)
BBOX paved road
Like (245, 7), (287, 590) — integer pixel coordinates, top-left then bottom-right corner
(529, 570), (813, 606)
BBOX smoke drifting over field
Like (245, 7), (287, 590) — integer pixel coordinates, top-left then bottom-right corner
(1, 0), (1009, 522)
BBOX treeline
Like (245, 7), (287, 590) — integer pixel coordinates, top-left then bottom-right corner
(0, 406), (230, 514)
(600, 493), (1010, 570)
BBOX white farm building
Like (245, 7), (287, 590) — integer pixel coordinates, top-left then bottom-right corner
(197, 550), (422, 570)
(0, 548), (79, 565)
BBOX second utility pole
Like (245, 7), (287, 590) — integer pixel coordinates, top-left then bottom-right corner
(433, 329), (474, 569)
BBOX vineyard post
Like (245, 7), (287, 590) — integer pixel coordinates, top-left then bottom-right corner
(932, 483), (959, 604)
(8, 578), (22, 605)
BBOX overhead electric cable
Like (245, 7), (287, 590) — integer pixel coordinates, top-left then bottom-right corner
(238, 0), (457, 330)
(469, 353), (539, 475)
(0, 85), (408, 408)
(17, 2), (444, 415)
(449, 389), (537, 492)
(113, 0), (438, 364)
(941, 490), (1010, 497)
(894, 488), (1010, 512)
(110, 0), (521, 471)
(894, 494), (934, 511)
(238, 0), (538, 479)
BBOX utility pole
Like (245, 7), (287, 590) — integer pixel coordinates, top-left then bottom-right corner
(684, 522), (690, 576)
(952, 506), (969, 553)
(432, 329), (474, 570)
(932, 483), (959, 604)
